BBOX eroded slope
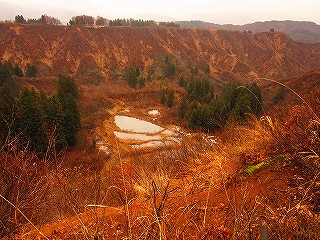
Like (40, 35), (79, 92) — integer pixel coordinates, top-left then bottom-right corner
(1, 24), (320, 80)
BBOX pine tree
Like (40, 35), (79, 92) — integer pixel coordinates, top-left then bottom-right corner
(178, 75), (186, 87)
(56, 75), (80, 147)
(0, 62), (19, 143)
(165, 61), (176, 76)
(137, 75), (146, 87)
(126, 67), (138, 88)
(248, 82), (263, 114)
(26, 63), (37, 77)
(178, 98), (188, 119)
(160, 89), (167, 104)
(13, 64), (24, 77)
(57, 75), (79, 99)
(189, 105), (204, 128)
(0, 84), (16, 142)
(230, 91), (251, 121)
(16, 88), (47, 152)
(59, 94), (80, 146)
(167, 89), (175, 108)
(221, 82), (240, 121)
(272, 86), (286, 104)
(15, 15), (26, 24)
(209, 97), (223, 129)
(44, 95), (67, 149)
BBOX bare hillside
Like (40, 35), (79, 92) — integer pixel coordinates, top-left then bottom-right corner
(1, 24), (320, 81)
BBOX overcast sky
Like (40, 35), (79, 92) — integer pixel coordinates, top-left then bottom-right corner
(0, 0), (319, 25)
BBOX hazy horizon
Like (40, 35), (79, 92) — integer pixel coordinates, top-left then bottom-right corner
(0, 0), (319, 25)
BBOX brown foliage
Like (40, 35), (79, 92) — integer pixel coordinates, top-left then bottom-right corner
(0, 142), (49, 237)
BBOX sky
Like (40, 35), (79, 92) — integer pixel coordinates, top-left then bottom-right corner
(0, 0), (319, 25)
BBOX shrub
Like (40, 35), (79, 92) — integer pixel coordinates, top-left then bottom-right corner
(26, 63), (37, 77)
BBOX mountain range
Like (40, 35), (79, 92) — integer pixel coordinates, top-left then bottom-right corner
(1, 23), (320, 83)
(177, 20), (320, 43)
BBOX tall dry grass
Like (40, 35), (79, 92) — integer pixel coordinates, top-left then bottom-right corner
(0, 138), (50, 238)
(3, 87), (320, 239)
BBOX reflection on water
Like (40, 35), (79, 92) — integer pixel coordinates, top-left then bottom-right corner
(99, 114), (216, 152)
(114, 131), (162, 141)
(161, 129), (176, 136)
(132, 140), (173, 149)
(114, 115), (181, 149)
(115, 115), (163, 133)
(165, 136), (181, 143)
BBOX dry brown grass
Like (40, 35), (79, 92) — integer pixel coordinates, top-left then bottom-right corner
(0, 139), (50, 238)
(3, 88), (320, 239)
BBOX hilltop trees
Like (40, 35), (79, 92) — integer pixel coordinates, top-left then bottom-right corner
(40, 14), (62, 25)
(159, 22), (180, 28)
(67, 16), (180, 28)
(14, 15), (26, 24)
(14, 14), (61, 25)
(109, 18), (127, 26)
(131, 19), (156, 27)
(109, 18), (156, 27)
(68, 15), (110, 26)
(96, 16), (109, 26)
(69, 15), (95, 26)
(11, 14), (181, 28)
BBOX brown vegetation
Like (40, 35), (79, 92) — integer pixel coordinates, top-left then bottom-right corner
(1, 24), (320, 239)
(1, 88), (319, 239)
(1, 24), (320, 81)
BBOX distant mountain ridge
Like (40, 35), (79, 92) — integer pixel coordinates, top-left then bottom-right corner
(177, 20), (320, 43)
(0, 23), (320, 81)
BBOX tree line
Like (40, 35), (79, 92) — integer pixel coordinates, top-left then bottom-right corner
(109, 19), (180, 28)
(69, 15), (109, 26)
(10, 14), (180, 28)
(109, 18), (156, 27)
(0, 62), (80, 155)
(178, 77), (263, 131)
(14, 14), (61, 25)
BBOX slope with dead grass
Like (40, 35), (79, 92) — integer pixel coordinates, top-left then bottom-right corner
(6, 89), (319, 239)
(1, 24), (320, 81)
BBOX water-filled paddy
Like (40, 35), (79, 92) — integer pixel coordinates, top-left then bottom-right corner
(114, 115), (164, 134)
